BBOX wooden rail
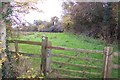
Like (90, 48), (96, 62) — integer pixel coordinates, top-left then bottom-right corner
(8, 40), (42, 46)
(113, 52), (120, 57)
(52, 60), (101, 69)
(51, 53), (103, 62)
(47, 46), (103, 54)
(112, 52), (120, 70)
(52, 68), (101, 76)
(113, 64), (120, 69)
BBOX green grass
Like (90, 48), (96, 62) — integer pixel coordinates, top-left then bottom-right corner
(8, 32), (119, 78)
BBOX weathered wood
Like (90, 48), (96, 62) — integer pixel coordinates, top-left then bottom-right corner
(0, 19), (6, 79)
(47, 46), (103, 54)
(0, 21), (6, 59)
(112, 64), (120, 69)
(52, 68), (100, 76)
(103, 47), (113, 78)
(8, 40), (42, 46)
(14, 41), (19, 61)
(46, 41), (52, 73)
(51, 53), (103, 62)
(15, 41), (19, 53)
(0, 21), (6, 49)
(41, 36), (48, 77)
(52, 61), (101, 69)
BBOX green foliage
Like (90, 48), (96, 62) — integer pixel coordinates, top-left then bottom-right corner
(1, 2), (12, 24)
(62, 2), (118, 43)
(62, 15), (74, 31)
(38, 24), (45, 31)
(69, 3), (103, 26)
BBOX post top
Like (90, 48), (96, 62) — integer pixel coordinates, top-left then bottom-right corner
(42, 35), (48, 40)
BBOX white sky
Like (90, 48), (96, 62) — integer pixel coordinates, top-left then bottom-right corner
(24, 0), (63, 23)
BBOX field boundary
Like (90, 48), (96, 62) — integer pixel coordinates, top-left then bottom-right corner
(7, 36), (120, 78)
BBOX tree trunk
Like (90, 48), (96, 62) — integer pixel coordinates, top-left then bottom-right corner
(0, 20), (7, 79)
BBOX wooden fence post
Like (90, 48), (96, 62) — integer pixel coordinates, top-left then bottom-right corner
(46, 41), (52, 73)
(14, 41), (19, 62)
(41, 36), (51, 77)
(103, 47), (113, 78)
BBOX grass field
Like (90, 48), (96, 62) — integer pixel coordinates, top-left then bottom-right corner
(9, 32), (119, 78)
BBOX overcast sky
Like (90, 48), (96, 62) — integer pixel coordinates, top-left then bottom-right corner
(24, 0), (63, 23)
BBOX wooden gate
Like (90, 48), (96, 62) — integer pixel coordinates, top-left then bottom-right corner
(42, 36), (119, 78)
(6, 36), (120, 78)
